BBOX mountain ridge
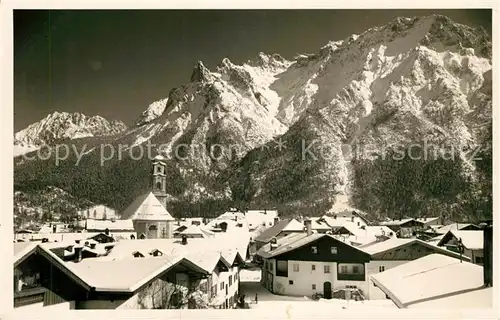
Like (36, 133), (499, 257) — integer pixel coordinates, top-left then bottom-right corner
(13, 14), (492, 223)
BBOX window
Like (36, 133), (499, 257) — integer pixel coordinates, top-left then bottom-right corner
(276, 260), (288, 277)
(331, 247), (338, 254)
(338, 263), (365, 281)
(475, 256), (484, 264)
(379, 266), (385, 272)
(312, 284), (316, 290)
(324, 265), (330, 273)
(311, 264), (316, 271)
(269, 262), (274, 271)
(229, 276), (232, 286)
(149, 225), (158, 231)
(289, 280), (294, 285)
(311, 246), (318, 254)
(293, 263), (299, 272)
(220, 282), (224, 290)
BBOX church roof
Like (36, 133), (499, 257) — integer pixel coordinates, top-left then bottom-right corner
(120, 192), (175, 221)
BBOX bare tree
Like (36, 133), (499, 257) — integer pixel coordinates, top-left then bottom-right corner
(136, 278), (218, 309)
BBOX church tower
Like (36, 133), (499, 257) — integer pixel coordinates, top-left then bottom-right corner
(151, 155), (168, 209)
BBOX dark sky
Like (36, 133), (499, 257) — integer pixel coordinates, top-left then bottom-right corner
(14, 9), (492, 131)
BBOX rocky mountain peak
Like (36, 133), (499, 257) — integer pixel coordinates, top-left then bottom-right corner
(190, 60), (212, 83)
(14, 111), (127, 156)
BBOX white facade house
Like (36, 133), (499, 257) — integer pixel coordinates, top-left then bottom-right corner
(257, 225), (372, 300)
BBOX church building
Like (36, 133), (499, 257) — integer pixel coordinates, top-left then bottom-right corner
(120, 155), (175, 239)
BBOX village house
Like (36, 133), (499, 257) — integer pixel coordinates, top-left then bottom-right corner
(436, 230), (484, 264)
(370, 254), (493, 308)
(360, 237), (472, 299)
(13, 233), (248, 310)
(331, 224), (396, 247)
(256, 220), (371, 300)
(252, 218), (305, 253)
(379, 218), (425, 238)
(318, 211), (370, 230)
(95, 233), (249, 309)
(414, 217), (440, 227)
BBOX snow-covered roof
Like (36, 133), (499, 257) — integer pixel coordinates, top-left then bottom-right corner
(265, 233), (324, 258)
(258, 233), (367, 259)
(437, 230), (484, 250)
(283, 219), (306, 232)
(310, 219), (331, 231)
(180, 224), (215, 238)
(102, 232), (249, 273)
(121, 192), (174, 221)
(435, 223), (478, 234)
(85, 219), (135, 231)
(371, 254), (491, 308)
(244, 210), (278, 229)
(13, 242), (38, 265)
(380, 218), (417, 226)
(67, 254), (206, 292)
(414, 217), (439, 224)
(319, 216), (366, 228)
(361, 237), (469, 260)
(253, 219), (303, 243)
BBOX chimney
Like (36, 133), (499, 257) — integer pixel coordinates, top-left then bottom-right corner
(482, 223), (493, 286)
(181, 234), (188, 245)
(274, 217), (279, 226)
(105, 228), (110, 236)
(334, 215), (337, 220)
(304, 219), (312, 236)
(52, 225), (57, 233)
(270, 237), (278, 250)
(89, 243), (97, 249)
(75, 239), (81, 244)
(73, 246), (83, 263)
(264, 209), (267, 215)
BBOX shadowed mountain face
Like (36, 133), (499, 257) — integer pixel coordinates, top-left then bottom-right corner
(14, 15), (492, 222)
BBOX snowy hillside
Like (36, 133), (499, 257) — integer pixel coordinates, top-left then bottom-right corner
(14, 15), (492, 221)
(14, 112), (127, 157)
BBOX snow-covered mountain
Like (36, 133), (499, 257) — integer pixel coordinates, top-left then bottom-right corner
(14, 15), (492, 221)
(14, 112), (127, 157)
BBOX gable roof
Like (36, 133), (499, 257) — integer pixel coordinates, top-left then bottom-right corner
(435, 223), (480, 234)
(259, 233), (369, 260)
(371, 254), (491, 309)
(120, 192), (175, 221)
(14, 242), (38, 267)
(36, 241), (208, 293)
(380, 218), (420, 226)
(254, 219), (303, 243)
(414, 217), (439, 224)
(180, 224), (215, 238)
(361, 238), (471, 261)
(437, 230), (484, 250)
